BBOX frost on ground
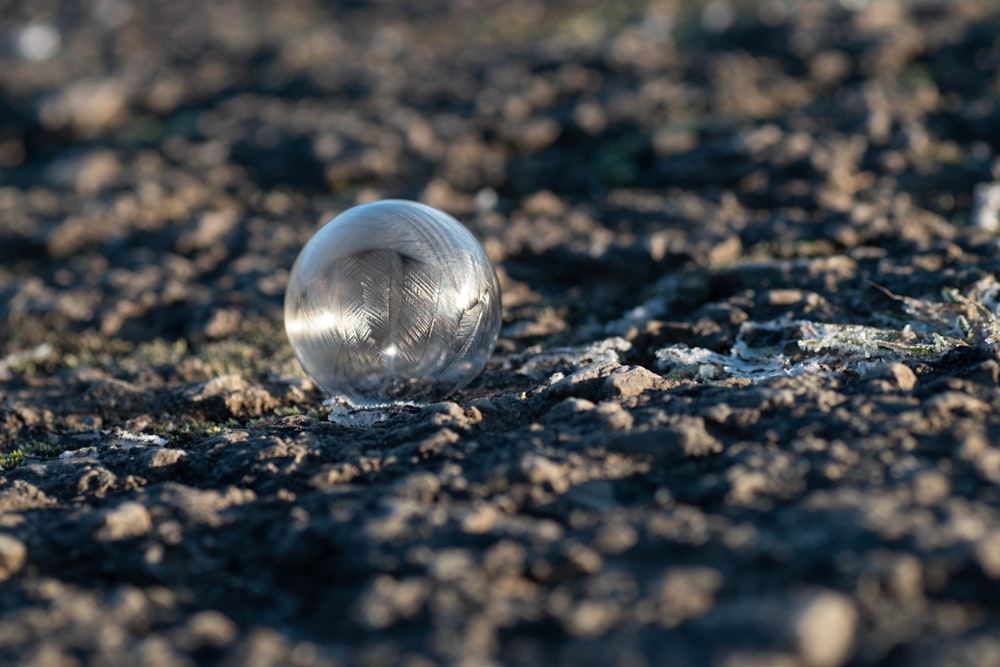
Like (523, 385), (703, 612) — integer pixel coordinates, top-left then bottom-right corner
(511, 337), (632, 375)
(656, 277), (1000, 383)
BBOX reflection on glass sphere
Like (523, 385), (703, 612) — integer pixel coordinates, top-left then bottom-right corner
(284, 200), (502, 406)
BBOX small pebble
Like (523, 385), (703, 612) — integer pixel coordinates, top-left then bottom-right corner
(96, 501), (153, 541)
(0, 534), (27, 581)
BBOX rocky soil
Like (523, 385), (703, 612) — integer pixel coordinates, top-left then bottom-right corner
(3, 0), (1000, 665)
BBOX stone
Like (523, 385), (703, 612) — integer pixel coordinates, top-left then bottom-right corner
(0, 534), (27, 581)
(976, 530), (1000, 579)
(545, 361), (670, 402)
(174, 610), (238, 651)
(520, 454), (569, 493)
(868, 362), (917, 392)
(791, 591), (857, 667)
(610, 416), (722, 463)
(656, 566), (723, 627)
(0, 479), (56, 512)
(96, 501), (153, 541)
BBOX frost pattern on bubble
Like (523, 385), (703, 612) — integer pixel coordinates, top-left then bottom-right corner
(284, 200), (502, 406)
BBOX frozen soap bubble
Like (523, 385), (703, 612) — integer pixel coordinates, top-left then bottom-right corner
(285, 200), (502, 406)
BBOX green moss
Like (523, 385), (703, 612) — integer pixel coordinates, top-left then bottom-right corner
(551, 4), (643, 45)
(0, 451), (23, 470)
(306, 405), (332, 421)
(0, 433), (85, 469)
(244, 416), (273, 430)
(149, 417), (240, 444)
(192, 328), (299, 379)
(147, 404), (310, 444)
(20, 436), (72, 458)
(49, 317), (298, 383)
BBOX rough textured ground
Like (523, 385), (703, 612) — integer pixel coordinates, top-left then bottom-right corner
(2, 0), (1000, 665)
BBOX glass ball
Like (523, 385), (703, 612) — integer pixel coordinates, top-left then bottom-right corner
(284, 200), (502, 406)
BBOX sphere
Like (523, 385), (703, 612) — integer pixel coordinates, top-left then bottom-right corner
(284, 200), (502, 406)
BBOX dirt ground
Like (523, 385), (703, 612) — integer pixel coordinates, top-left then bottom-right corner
(2, 0), (1000, 665)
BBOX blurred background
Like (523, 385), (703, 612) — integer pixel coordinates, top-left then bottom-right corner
(0, 0), (998, 363)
